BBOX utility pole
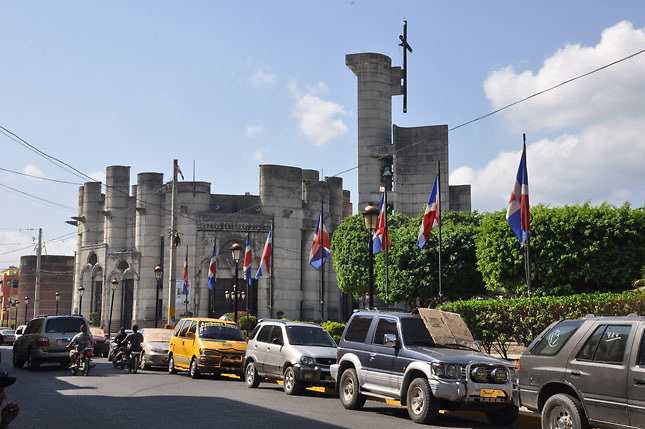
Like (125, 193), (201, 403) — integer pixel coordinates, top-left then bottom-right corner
(34, 228), (42, 317)
(167, 160), (178, 325)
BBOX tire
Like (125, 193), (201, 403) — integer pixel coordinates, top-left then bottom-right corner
(486, 404), (519, 427)
(245, 362), (260, 388)
(140, 352), (149, 370)
(339, 368), (366, 410)
(168, 354), (177, 374)
(81, 359), (90, 376)
(12, 348), (24, 368)
(70, 365), (78, 376)
(542, 393), (590, 429)
(406, 377), (440, 424)
(27, 349), (39, 371)
(283, 366), (305, 395)
(189, 358), (199, 379)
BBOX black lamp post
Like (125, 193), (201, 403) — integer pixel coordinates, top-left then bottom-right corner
(108, 278), (118, 337)
(14, 300), (19, 328)
(78, 285), (85, 315)
(362, 204), (379, 309)
(55, 291), (60, 316)
(230, 242), (242, 324)
(154, 265), (163, 328)
(24, 297), (29, 324)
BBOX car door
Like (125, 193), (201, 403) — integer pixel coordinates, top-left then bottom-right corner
(265, 326), (285, 376)
(175, 320), (192, 369)
(364, 317), (401, 396)
(628, 323), (645, 428)
(566, 323), (634, 427)
(252, 324), (273, 373)
(342, 315), (374, 383)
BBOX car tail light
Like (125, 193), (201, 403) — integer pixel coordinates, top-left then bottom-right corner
(36, 337), (50, 347)
(87, 351), (94, 357)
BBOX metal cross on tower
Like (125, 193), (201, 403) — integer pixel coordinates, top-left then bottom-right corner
(399, 19), (413, 113)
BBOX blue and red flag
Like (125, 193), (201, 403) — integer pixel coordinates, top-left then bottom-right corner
(417, 175), (440, 248)
(506, 142), (530, 244)
(207, 242), (216, 291)
(309, 212), (330, 270)
(373, 193), (391, 255)
(182, 247), (189, 295)
(255, 227), (272, 279)
(243, 235), (252, 286)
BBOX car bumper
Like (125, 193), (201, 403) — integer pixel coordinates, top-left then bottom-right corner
(330, 363), (339, 381)
(32, 348), (71, 363)
(430, 378), (514, 405)
(147, 350), (169, 366)
(293, 364), (335, 386)
(197, 355), (244, 373)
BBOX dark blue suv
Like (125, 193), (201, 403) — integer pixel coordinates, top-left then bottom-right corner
(331, 309), (519, 425)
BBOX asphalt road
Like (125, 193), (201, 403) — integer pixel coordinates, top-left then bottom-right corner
(0, 345), (534, 429)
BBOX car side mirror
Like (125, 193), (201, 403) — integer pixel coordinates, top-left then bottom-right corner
(383, 333), (398, 348)
(272, 337), (283, 346)
(186, 332), (195, 339)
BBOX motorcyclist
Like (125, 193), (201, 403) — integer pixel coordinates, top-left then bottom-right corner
(66, 325), (92, 368)
(120, 325), (143, 370)
(109, 327), (127, 361)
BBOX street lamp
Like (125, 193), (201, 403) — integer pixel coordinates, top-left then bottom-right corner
(108, 278), (119, 337)
(230, 242), (242, 324)
(362, 204), (379, 308)
(24, 297), (29, 324)
(55, 291), (60, 316)
(78, 285), (85, 315)
(13, 300), (19, 328)
(154, 265), (163, 328)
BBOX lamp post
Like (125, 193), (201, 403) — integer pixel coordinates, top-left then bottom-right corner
(108, 278), (119, 337)
(154, 265), (163, 328)
(55, 291), (60, 316)
(24, 297), (29, 324)
(78, 285), (85, 315)
(362, 204), (379, 308)
(230, 242), (242, 324)
(13, 300), (18, 328)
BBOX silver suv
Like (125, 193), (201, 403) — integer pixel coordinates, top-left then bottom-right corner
(13, 315), (89, 370)
(243, 319), (338, 395)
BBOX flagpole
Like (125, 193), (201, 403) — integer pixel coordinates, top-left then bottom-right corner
(269, 219), (274, 319)
(320, 199), (325, 321)
(384, 181), (390, 303)
(437, 161), (443, 305)
(523, 133), (532, 297)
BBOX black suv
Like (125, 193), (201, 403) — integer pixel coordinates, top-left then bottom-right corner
(331, 309), (518, 425)
(517, 314), (645, 429)
(13, 315), (89, 369)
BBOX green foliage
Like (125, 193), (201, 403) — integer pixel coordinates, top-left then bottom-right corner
(88, 312), (99, 326)
(376, 211), (485, 308)
(475, 203), (645, 296)
(321, 321), (345, 344)
(441, 291), (645, 358)
(238, 315), (257, 333)
(330, 214), (371, 297)
(180, 311), (193, 318)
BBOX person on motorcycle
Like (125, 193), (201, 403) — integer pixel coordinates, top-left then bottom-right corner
(109, 327), (127, 361)
(120, 324), (143, 369)
(66, 324), (92, 369)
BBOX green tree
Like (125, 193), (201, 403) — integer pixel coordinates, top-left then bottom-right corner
(330, 214), (371, 297)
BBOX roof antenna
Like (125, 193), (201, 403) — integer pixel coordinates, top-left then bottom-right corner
(399, 19), (413, 113)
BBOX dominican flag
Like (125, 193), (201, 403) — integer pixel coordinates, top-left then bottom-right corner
(309, 212), (331, 270)
(207, 242), (216, 291)
(243, 235), (252, 285)
(255, 227), (272, 279)
(182, 247), (189, 295)
(417, 175), (440, 249)
(373, 193), (391, 255)
(177, 163), (185, 180)
(506, 142), (530, 244)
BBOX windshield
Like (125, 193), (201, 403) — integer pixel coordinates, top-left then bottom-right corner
(198, 321), (245, 341)
(45, 318), (85, 333)
(401, 317), (435, 347)
(142, 329), (173, 343)
(286, 326), (336, 347)
(90, 327), (105, 337)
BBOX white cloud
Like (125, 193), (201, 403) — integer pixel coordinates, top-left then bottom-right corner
(455, 21), (645, 212)
(253, 149), (265, 162)
(22, 165), (45, 178)
(288, 80), (349, 146)
(250, 65), (277, 87)
(88, 171), (106, 183)
(245, 125), (263, 138)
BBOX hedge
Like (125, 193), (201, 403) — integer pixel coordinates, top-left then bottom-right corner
(440, 291), (645, 359)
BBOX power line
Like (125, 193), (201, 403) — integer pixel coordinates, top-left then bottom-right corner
(0, 182), (76, 211)
(0, 166), (83, 185)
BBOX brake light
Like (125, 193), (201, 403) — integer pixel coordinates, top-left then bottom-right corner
(87, 351), (94, 357)
(36, 337), (49, 347)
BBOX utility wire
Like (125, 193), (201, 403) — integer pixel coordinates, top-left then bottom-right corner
(0, 167), (83, 185)
(0, 182), (76, 211)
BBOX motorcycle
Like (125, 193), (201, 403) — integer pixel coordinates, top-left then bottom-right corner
(113, 346), (127, 369)
(70, 347), (94, 376)
(127, 350), (142, 374)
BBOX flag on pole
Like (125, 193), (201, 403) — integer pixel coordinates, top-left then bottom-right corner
(255, 227), (272, 279)
(182, 248), (189, 295)
(373, 193), (391, 255)
(417, 175), (440, 248)
(243, 235), (252, 286)
(177, 163), (185, 180)
(207, 242), (216, 291)
(309, 212), (331, 270)
(506, 142), (530, 244)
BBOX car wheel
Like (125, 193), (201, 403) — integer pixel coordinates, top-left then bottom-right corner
(486, 404), (519, 427)
(542, 393), (590, 429)
(406, 377), (440, 424)
(27, 349), (39, 371)
(168, 355), (177, 374)
(339, 368), (366, 410)
(189, 358), (200, 379)
(283, 366), (305, 395)
(140, 352), (149, 370)
(245, 362), (260, 388)
(12, 348), (24, 368)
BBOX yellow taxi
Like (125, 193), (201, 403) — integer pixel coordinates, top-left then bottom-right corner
(168, 317), (247, 379)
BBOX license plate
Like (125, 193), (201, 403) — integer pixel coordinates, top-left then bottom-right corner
(480, 389), (504, 398)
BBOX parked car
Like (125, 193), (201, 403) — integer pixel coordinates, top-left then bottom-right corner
(139, 328), (173, 370)
(89, 327), (109, 357)
(517, 314), (645, 429)
(331, 309), (519, 426)
(0, 329), (16, 345)
(14, 325), (26, 341)
(243, 319), (337, 395)
(168, 317), (247, 379)
(13, 315), (89, 369)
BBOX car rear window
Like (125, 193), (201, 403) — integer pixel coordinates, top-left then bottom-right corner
(344, 316), (373, 343)
(45, 318), (86, 334)
(531, 320), (583, 356)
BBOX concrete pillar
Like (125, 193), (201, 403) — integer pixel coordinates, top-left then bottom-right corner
(104, 166), (131, 251)
(81, 182), (102, 247)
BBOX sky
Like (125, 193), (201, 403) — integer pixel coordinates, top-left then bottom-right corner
(1, 1), (645, 268)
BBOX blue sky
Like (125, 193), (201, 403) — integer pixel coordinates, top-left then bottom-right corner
(1, 1), (645, 267)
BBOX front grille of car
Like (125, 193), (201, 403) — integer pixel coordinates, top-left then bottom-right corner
(469, 364), (508, 384)
(315, 358), (336, 367)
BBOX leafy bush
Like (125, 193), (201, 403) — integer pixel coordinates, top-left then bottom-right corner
(239, 315), (257, 333)
(88, 312), (99, 326)
(321, 321), (345, 344)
